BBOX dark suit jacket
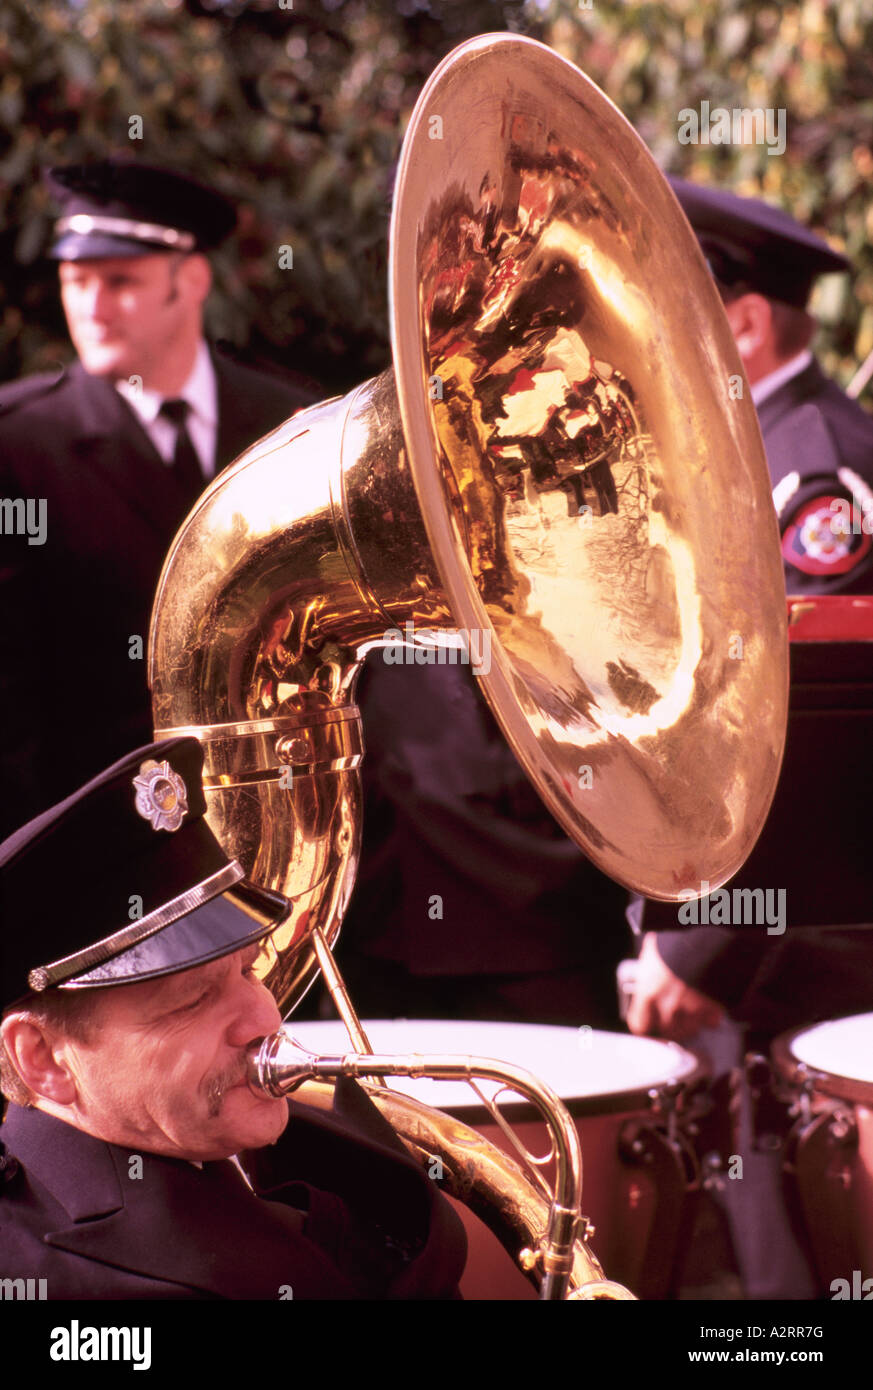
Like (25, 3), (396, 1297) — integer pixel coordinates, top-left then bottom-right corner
(339, 661), (630, 993)
(0, 1080), (465, 1300)
(651, 360), (873, 1028)
(762, 358), (873, 595)
(0, 352), (314, 835)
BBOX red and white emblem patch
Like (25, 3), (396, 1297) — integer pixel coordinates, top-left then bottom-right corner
(781, 495), (872, 576)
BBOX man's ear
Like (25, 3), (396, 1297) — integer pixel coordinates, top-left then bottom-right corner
(175, 252), (212, 307)
(0, 1014), (77, 1105)
(724, 292), (773, 362)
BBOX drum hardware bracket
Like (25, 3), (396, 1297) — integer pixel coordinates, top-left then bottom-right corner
(746, 1051), (796, 1153)
(827, 1107), (855, 1144)
(646, 1080), (684, 1144)
(791, 1064), (815, 1127)
(616, 1118), (697, 1299)
(773, 1063), (859, 1154)
(782, 1104), (862, 1294)
(649, 1072), (735, 1196)
(700, 1151), (726, 1194)
(618, 1120), (698, 1187)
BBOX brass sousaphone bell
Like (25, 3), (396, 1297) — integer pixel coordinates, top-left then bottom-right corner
(149, 34), (789, 1299)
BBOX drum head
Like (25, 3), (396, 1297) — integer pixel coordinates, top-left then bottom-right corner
(774, 1012), (873, 1107)
(290, 1019), (700, 1119)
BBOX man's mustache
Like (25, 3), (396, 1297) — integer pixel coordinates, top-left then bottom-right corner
(204, 1057), (249, 1115)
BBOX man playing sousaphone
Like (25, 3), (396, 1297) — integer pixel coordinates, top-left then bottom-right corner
(0, 737), (466, 1298)
(0, 32), (808, 1306)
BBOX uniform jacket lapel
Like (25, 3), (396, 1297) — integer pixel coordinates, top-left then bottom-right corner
(63, 363), (194, 541)
(248, 1077), (467, 1300)
(756, 359), (845, 490)
(1, 1104), (363, 1299)
(755, 359), (828, 439)
(65, 352), (303, 531)
(213, 352), (292, 469)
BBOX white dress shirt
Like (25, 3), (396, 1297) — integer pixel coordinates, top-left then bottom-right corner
(750, 349), (813, 409)
(115, 339), (219, 480)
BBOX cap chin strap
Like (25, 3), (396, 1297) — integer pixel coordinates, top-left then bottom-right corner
(27, 861), (245, 992)
(54, 213), (196, 252)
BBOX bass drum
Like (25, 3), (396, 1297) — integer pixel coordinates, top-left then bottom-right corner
(291, 1019), (704, 1299)
(772, 1011), (873, 1293)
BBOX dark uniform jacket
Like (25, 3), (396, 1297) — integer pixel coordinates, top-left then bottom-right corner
(0, 1080), (466, 1300)
(762, 359), (873, 595)
(652, 359), (873, 1030)
(0, 352), (314, 836)
(339, 660), (630, 1013)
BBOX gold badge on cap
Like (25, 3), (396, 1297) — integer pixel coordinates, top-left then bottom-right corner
(133, 759), (189, 832)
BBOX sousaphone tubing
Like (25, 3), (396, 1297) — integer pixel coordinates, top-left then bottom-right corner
(148, 34), (788, 1298)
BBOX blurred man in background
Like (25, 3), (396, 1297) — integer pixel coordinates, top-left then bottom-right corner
(629, 181), (873, 1299)
(0, 161), (313, 836)
(667, 178), (873, 596)
(632, 182), (873, 1067)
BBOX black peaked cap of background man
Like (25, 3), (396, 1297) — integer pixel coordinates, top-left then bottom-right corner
(0, 736), (465, 1299)
(0, 160), (316, 836)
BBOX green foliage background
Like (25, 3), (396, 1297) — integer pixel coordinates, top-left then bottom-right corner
(1, 0), (871, 399)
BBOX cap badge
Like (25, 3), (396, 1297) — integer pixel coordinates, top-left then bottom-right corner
(133, 759), (189, 833)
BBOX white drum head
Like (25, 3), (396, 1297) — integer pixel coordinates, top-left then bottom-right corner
(788, 1012), (873, 1088)
(289, 1019), (699, 1115)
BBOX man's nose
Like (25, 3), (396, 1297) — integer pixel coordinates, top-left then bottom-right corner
(226, 976), (281, 1047)
(77, 281), (113, 321)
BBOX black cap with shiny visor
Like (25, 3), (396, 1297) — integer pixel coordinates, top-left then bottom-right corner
(668, 175), (850, 309)
(45, 161), (237, 261)
(0, 738), (289, 1008)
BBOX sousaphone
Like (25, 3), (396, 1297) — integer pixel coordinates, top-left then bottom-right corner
(149, 34), (788, 1299)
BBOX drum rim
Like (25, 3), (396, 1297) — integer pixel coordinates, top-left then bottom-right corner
(432, 1060), (709, 1126)
(292, 1018), (708, 1121)
(772, 1013), (873, 1107)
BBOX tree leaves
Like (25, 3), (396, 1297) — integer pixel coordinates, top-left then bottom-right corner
(1, 0), (870, 404)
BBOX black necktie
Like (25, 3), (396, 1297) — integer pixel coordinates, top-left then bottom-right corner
(159, 397), (204, 506)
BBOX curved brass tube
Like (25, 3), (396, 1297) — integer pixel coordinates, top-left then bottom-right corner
(149, 373), (452, 1010)
(247, 1035), (636, 1300)
(149, 31), (789, 1299)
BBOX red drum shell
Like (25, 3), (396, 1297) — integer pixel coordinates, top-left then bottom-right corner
(772, 1012), (873, 1285)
